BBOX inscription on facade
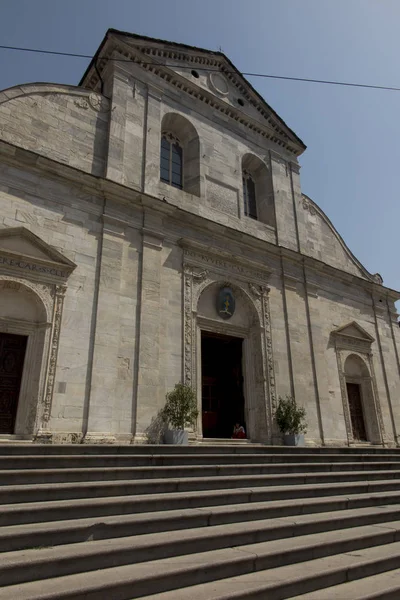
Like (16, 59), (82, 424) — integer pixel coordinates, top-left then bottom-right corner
(184, 249), (269, 282)
(0, 256), (67, 278)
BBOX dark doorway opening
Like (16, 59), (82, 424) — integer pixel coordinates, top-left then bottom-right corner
(0, 333), (28, 434)
(201, 331), (245, 439)
(346, 382), (367, 441)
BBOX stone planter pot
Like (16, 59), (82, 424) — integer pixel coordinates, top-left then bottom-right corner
(164, 429), (189, 445)
(284, 434), (305, 447)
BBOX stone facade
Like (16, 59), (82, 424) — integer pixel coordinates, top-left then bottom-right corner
(0, 29), (399, 446)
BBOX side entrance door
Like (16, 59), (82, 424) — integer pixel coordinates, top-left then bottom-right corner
(346, 382), (367, 441)
(0, 333), (28, 434)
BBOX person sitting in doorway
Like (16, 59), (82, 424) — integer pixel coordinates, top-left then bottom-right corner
(232, 423), (246, 439)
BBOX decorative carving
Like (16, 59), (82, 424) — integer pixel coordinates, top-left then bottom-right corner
(42, 285), (66, 423)
(335, 336), (372, 352)
(183, 266), (194, 387)
(88, 92), (110, 112)
(208, 72), (230, 96)
(262, 287), (277, 412)
(373, 273), (383, 285)
(74, 93), (110, 113)
(74, 97), (89, 110)
(192, 269), (208, 283)
(336, 349), (353, 444)
(367, 354), (386, 442)
(248, 283), (262, 298)
(302, 198), (317, 216)
(184, 249), (269, 282)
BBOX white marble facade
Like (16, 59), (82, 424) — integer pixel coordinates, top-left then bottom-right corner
(0, 30), (399, 446)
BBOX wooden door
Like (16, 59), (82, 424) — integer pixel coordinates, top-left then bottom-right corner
(0, 333), (28, 434)
(346, 382), (367, 441)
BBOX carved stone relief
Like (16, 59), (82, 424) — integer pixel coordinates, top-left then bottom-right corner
(74, 92), (110, 113)
(42, 285), (67, 425)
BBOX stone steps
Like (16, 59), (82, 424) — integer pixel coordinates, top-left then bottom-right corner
(1, 444), (400, 598)
(288, 569), (400, 599)
(4, 480), (400, 526)
(4, 537), (400, 600)
(4, 470), (400, 505)
(2, 507), (400, 588)
(135, 542), (400, 600)
(2, 461), (400, 485)
(2, 489), (400, 552)
(2, 452), (400, 469)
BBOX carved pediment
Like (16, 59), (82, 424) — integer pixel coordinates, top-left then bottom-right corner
(332, 321), (374, 344)
(0, 227), (76, 280)
(80, 30), (306, 157)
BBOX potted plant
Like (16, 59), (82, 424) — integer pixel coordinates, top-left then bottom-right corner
(276, 395), (307, 446)
(161, 383), (199, 445)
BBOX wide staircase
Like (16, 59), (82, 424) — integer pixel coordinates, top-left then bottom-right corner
(1, 445), (400, 599)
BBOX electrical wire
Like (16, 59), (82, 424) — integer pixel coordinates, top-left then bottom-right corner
(1, 43), (400, 92)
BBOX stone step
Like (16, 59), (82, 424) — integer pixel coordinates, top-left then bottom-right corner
(287, 567), (400, 599)
(0, 443), (399, 456)
(2, 488), (400, 553)
(1, 507), (400, 587)
(134, 541), (400, 600)
(3, 534), (400, 600)
(2, 452), (400, 469)
(2, 461), (400, 485)
(2, 479), (400, 527)
(3, 470), (400, 505)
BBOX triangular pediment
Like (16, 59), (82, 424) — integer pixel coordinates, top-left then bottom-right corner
(332, 321), (374, 342)
(0, 227), (76, 270)
(80, 30), (306, 156)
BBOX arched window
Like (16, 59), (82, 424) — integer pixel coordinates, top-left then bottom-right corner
(160, 133), (183, 189)
(241, 154), (275, 227)
(160, 113), (201, 197)
(242, 170), (257, 220)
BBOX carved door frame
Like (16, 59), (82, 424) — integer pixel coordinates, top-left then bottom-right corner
(0, 277), (67, 438)
(0, 228), (75, 439)
(182, 246), (276, 443)
(333, 325), (385, 445)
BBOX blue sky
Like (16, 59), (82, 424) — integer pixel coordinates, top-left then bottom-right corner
(1, 0), (399, 294)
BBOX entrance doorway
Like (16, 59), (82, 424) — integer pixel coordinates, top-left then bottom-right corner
(201, 331), (245, 438)
(346, 382), (367, 441)
(0, 333), (28, 434)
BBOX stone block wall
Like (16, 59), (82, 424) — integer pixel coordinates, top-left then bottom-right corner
(0, 84), (109, 177)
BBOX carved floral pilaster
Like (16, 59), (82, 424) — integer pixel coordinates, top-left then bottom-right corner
(42, 285), (66, 425)
(367, 353), (386, 443)
(336, 348), (354, 444)
(262, 288), (277, 413)
(183, 266), (208, 387)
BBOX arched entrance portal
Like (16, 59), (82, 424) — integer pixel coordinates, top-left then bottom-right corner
(0, 280), (50, 435)
(186, 277), (273, 443)
(344, 353), (380, 443)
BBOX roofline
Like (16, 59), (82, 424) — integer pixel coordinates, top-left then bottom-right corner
(79, 29), (306, 151)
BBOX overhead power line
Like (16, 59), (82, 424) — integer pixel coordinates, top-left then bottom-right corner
(1, 43), (400, 92)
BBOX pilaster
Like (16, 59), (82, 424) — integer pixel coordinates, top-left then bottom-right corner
(133, 211), (164, 440)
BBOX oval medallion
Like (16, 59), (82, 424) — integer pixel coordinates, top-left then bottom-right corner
(217, 287), (235, 320)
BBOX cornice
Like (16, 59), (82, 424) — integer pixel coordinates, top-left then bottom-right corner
(84, 37), (303, 157)
(1, 139), (399, 302)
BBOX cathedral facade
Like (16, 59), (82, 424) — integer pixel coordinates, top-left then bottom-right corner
(0, 30), (399, 446)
